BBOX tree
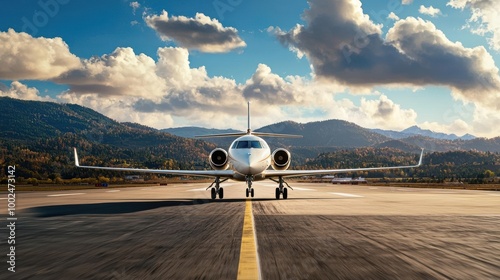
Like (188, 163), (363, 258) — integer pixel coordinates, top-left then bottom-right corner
(97, 176), (110, 183)
(27, 178), (38, 185)
(484, 170), (495, 178)
(70, 178), (82, 184)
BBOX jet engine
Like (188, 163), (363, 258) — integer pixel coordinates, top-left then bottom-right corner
(271, 148), (291, 170)
(209, 148), (229, 170)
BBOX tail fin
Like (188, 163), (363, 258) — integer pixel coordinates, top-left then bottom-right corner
(247, 101), (251, 134)
(246, 101), (301, 138)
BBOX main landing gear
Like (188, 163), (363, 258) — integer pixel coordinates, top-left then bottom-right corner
(271, 176), (292, 200)
(207, 177), (228, 199)
(245, 176), (255, 198)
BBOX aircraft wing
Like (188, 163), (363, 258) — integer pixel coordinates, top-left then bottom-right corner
(73, 148), (234, 178)
(264, 149), (424, 178)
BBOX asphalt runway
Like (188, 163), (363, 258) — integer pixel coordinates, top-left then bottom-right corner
(2, 182), (500, 279)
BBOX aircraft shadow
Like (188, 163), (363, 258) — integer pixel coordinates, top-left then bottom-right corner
(27, 198), (337, 217)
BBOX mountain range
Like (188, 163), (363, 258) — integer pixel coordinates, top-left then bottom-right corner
(371, 126), (476, 141)
(1, 97), (498, 180)
(2, 96), (499, 154)
(164, 122), (499, 153)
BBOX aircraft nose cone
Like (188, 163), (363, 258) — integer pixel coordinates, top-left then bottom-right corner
(241, 154), (256, 174)
(242, 161), (252, 174)
(233, 149), (267, 175)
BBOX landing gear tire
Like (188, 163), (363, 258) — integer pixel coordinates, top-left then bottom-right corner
(218, 187), (224, 199)
(283, 188), (288, 199)
(251, 188), (254, 198)
(246, 188), (249, 197)
(275, 187), (280, 199)
(211, 188), (216, 199)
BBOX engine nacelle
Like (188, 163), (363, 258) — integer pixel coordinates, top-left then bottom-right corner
(209, 148), (229, 170)
(271, 148), (291, 170)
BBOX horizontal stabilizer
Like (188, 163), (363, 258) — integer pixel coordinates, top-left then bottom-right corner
(252, 132), (302, 138)
(195, 132), (248, 138)
(195, 131), (302, 138)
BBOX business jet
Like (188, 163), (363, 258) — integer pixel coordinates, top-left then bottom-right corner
(74, 103), (423, 199)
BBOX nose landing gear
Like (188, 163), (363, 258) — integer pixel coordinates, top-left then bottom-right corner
(245, 176), (255, 198)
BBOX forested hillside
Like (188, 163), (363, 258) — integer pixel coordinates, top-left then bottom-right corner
(0, 97), (119, 142)
(301, 148), (499, 182)
(0, 97), (215, 180)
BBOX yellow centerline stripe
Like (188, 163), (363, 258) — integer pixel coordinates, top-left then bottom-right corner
(237, 199), (260, 280)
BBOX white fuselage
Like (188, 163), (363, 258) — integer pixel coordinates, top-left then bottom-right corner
(227, 134), (271, 181)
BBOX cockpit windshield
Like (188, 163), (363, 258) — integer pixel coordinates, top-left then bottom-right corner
(232, 141), (263, 149)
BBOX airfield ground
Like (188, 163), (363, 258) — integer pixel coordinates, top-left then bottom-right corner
(2, 182), (499, 279)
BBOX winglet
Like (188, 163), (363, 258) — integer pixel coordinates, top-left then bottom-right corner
(417, 148), (424, 166)
(73, 147), (80, 167)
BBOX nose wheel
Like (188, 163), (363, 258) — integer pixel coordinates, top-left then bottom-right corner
(245, 176), (255, 198)
(245, 187), (255, 198)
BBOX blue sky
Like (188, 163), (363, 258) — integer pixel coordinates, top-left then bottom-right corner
(1, 0), (499, 137)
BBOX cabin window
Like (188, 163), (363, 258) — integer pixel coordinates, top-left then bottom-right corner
(250, 141), (262, 148)
(236, 141), (249, 149)
(233, 141), (263, 149)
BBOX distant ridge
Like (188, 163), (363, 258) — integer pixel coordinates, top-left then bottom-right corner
(255, 120), (390, 148)
(372, 125), (476, 141)
(164, 119), (499, 152)
(162, 120), (391, 149)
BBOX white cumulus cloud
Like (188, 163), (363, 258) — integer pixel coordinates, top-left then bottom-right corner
(54, 47), (166, 98)
(448, 0), (500, 51)
(274, 0), (500, 111)
(388, 12), (400, 21)
(387, 17), (500, 109)
(130, 1), (140, 14)
(145, 11), (246, 53)
(0, 81), (54, 101)
(0, 29), (81, 80)
(418, 5), (441, 17)
(358, 94), (418, 130)
(420, 119), (470, 137)
(57, 46), (246, 128)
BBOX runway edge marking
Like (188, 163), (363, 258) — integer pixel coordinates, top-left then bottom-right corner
(237, 199), (261, 280)
(47, 193), (85, 197)
(330, 192), (363, 198)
